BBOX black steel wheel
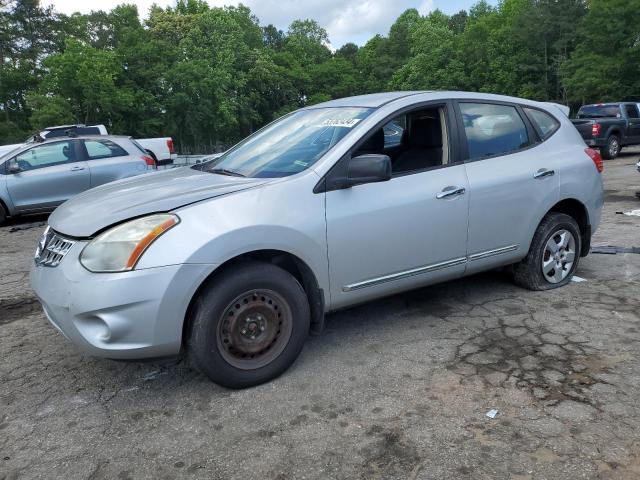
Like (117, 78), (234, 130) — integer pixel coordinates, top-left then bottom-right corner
(188, 261), (310, 388)
(217, 289), (293, 370)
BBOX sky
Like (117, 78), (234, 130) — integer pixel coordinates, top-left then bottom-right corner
(43, 0), (497, 48)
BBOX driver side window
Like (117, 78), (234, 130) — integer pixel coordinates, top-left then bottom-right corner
(14, 141), (76, 171)
(353, 105), (450, 175)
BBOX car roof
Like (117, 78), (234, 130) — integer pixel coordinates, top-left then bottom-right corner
(305, 91), (560, 110)
(38, 134), (131, 142)
(581, 103), (622, 107)
(306, 91), (428, 108)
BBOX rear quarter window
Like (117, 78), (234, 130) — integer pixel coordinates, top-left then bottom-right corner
(524, 108), (560, 140)
(83, 139), (128, 159)
(459, 103), (530, 159)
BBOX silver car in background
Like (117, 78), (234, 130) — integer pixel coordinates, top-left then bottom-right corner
(0, 135), (156, 224)
(30, 91), (604, 388)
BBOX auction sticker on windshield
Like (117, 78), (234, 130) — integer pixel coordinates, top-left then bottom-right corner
(320, 118), (361, 128)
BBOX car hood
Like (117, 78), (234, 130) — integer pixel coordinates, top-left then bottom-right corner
(49, 167), (270, 237)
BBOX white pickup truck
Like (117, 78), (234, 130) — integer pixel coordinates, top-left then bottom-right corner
(0, 124), (177, 164)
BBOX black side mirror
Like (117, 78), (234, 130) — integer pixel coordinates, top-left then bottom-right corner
(317, 153), (393, 193)
(7, 162), (21, 174)
(346, 154), (392, 187)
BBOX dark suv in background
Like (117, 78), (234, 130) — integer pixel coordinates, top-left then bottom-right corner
(571, 103), (640, 159)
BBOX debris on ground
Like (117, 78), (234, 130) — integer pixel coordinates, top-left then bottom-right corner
(591, 245), (640, 254)
(571, 276), (587, 283)
(485, 409), (498, 419)
(622, 209), (640, 216)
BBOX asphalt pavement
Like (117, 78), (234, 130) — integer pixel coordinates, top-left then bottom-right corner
(1, 150), (640, 480)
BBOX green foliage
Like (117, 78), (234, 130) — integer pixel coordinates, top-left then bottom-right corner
(562, 0), (640, 104)
(0, 0), (637, 151)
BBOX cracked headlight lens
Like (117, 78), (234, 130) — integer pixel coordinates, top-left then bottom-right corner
(80, 214), (179, 272)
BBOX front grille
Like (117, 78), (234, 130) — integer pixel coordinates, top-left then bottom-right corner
(35, 227), (75, 268)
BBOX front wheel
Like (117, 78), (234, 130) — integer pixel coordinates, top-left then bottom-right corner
(187, 261), (310, 388)
(513, 213), (582, 291)
(601, 134), (620, 160)
(0, 203), (7, 226)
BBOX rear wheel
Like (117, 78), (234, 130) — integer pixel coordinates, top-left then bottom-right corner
(513, 213), (582, 291)
(601, 134), (620, 159)
(188, 261), (310, 388)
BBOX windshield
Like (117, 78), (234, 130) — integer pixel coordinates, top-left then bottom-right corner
(577, 105), (621, 119)
(202, 107), (373, 178)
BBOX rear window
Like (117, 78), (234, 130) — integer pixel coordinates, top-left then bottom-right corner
(524, 108), (560, 140)
(577, 105), (621, 119)
(44, 126), (102, 138)
(83, 139), (128, 159)
(460, 103), (530, 159)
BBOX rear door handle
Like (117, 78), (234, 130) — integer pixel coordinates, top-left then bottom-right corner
(436, 186), (466, 199)
(70, 166), (85, 171)
(533, 168), (554, 179)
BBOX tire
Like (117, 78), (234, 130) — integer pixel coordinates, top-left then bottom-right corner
(187, 261), (310, 388)
(0, 203), (7, 226)
(601, 134), (620, 160)
(513, 212), (582, 291)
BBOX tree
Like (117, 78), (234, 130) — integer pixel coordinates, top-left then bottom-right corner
(335, 42), (358, 65)
(284, 19), (331, 66)
(563, 0), (639, 104)
(0, 0), (638, 151)
(262, 24), (285, 51)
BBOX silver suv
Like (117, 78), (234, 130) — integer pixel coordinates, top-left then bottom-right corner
(30, 92), (604, 388)
(0, 135), (156, 224)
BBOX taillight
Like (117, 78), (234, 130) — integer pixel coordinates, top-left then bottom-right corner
(141, 155), (156, 169)
(166, 138), (176, 154)
(585, 148), (603, 173)
(591, 123), (601, 137)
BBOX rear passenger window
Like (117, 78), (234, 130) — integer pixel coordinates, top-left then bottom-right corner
(625, 104), (640, 119)
(84, 139), (128, 159)
(524, 108), (560, 140)
(460, 103), (529, 159)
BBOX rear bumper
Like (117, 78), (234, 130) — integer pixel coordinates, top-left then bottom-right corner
(30, 243), (214, 359)
(585, 138), (606, 148)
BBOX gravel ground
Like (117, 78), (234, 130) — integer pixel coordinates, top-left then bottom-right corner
(1, 150), (640, 480)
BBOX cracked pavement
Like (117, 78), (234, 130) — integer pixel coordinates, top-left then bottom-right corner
(1, 151), (640, 479)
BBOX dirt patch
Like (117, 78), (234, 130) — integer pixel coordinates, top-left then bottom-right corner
(359, 426), (421, 480)
(0, 296), (41, 325)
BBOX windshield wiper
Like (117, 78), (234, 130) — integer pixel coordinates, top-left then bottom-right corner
(209, 168), (246, 177)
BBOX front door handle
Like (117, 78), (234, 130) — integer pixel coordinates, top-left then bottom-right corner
(533, 168), (555, 179)
(70, 166), (85, 172)
(436, 186), (466, 199)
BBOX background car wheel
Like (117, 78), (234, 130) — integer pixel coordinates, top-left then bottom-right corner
(0, 203), (7, 226)
(187, 261), (310, 388)
(513, 212), (582, 291)
(601, 134), (620, 160)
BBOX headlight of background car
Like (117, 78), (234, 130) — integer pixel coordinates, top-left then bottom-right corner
(80, 214), (179, 272)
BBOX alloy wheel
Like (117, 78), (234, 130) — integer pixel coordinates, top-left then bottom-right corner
(541, 229), (576, 284)
(609, 137), (619, 158)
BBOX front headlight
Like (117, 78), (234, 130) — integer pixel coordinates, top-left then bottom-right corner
(80, 214), (179, 272)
